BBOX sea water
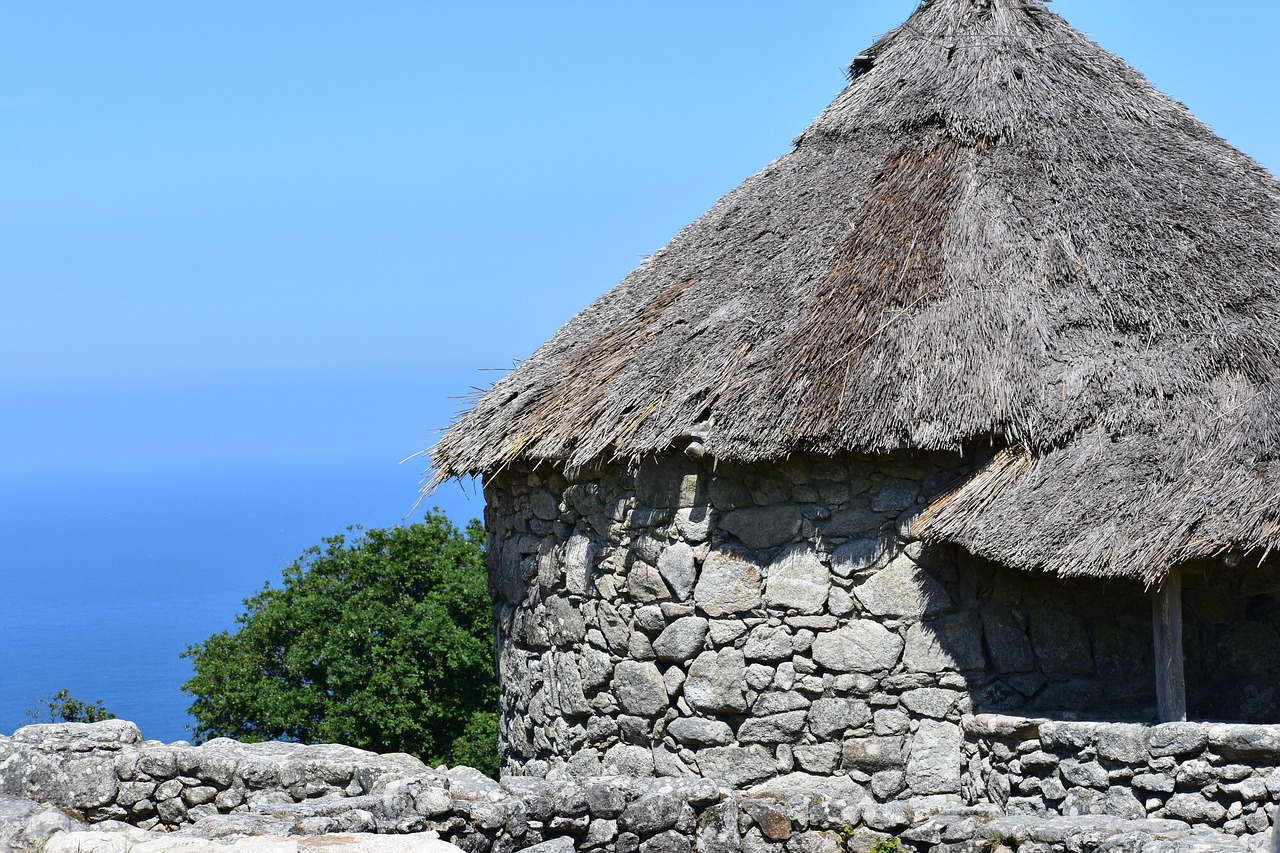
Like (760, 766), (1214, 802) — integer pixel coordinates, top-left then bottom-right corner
(0, 457), (483, 741)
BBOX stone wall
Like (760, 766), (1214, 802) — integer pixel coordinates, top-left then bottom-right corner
(1, 721), (1270, 853)
(483, 450), (1170, 787)
(0, 721), (427, 833)
(964, 715), (1280, 836)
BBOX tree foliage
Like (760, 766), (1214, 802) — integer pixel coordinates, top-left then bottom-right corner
(182, 511), (497, 776)
(26, 690), (116, 724)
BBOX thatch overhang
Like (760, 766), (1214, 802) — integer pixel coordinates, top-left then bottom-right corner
(430, 0), (1280, 585)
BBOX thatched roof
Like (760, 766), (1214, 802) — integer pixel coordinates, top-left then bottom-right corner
(431, 0), (1280, 585)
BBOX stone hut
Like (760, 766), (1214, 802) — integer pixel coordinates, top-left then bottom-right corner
(429, 0), (1280, 792)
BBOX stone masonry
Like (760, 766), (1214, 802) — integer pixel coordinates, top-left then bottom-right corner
(964, 716), (1280, 837)
(2, 720), (1275, 853)
(484, 449), (1246, 788)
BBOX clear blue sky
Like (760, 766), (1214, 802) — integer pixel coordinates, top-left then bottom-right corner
(3, 0), (1279, 501)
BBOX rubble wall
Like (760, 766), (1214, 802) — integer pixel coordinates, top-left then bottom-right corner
(483, 451), (1160, 787)
(964, 716), (1280, 837)
(1, 721), (1276, 852)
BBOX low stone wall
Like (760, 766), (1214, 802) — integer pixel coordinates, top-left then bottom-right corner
(964, 716), (1280, 836)
(0, 721), (427, 832)
(0, 721), (951, 852)
(2, 721), (1274, 853)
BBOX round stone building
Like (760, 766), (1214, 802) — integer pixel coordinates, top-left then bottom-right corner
(430, 0), (1280, 790)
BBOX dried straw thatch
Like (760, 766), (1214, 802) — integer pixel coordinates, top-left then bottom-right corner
(431, 0), (1280, 585)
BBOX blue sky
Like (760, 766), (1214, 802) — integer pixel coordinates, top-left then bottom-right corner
(3, 1), (1279, 510)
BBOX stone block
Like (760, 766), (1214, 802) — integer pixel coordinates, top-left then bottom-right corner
(1100, 786), (1146, 819)
(873, 710), (909, 736)
(563, 534), (596, 597)
(709, 619), (749, 646)
(903, 613), (985, 673)
(840, 736), (905, 772)
(746, 664), (775, 691)
(1131, 772), (1174, 793)
(871, 478), (919, 513)
(621, 790), (684, 835)
(1094, 724), (1147, 764)
(823, 508), (884, 538)
(1164, 793), (1227, 825)
(583, 779), (632, 817)
(709, 477), (752, 512)
(635, 604), (667, 634)
(156, 795), (188, 825)
(1020, 750), (1059, 775)
(1221, 777), (1269, 802)
(807, 698), (872, 739)
(1059, 759), (1108, 789)
(1207, 724), (1280, 759)
(602, 745), (656, 777)
(641, 830), (694, 853)
(860, 802), (910, 831)
(666, 717), (734, 747)
(853, 555), (949, 619)
(694, 552), (762, 617)
(653, 617), (709, 664)
(1037, 720), (1095, 751)
(907, 720), (962, 794)
(530, 490), (560, 522)
(828, 588), (856, 616)
(870, 770), (906, 800)
(494, 540), (537, 603)
(586, 819), (620, 847)
(788, 830), (843, 853)
(580, 646), (613, 693)
(721, 506), (802, 550)
(685, 649), (747, 714)
(612, 662), (669, 717)
(744, 626), (793, 662)
(793, 744), (841, 775)
(694, 746), (777, 788)
(545, 652), (592, 718)
(1, 750), (119, 812)
(831, 535), (895, 578)
(763, 544), (830, 614)
(139, 748), (179, 781)
(696, 801), (743, 853)
(753, 691), (808, 715)
(963, 715), (1043, 739)
(674, 506), (712, 543)
(658, 543), (698, 602)
(738, 712), (808, 744)
(1175, 759), (1214, 788)
(628, 562), (673, 603)
(742, 800), (791, 841)
(591, 603), (628, 655)
(811, 623), (904, 673)
(900, 688), (961, 719)
(786, 615), (837, 631)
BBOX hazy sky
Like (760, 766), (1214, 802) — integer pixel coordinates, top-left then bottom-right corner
(4, 1), (1279, 490)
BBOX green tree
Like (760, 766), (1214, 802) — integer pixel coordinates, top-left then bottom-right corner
(181, 511), (497, 776)
(26, 690), (116, 723)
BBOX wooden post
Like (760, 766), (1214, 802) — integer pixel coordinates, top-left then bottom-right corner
(1152, 569), (1187, 722)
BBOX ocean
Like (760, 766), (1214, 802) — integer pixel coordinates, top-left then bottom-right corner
(0, 457), (484, 742)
